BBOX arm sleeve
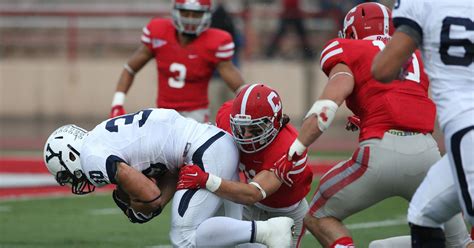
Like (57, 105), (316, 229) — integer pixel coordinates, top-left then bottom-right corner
(213, 31), (235, 62)
(82, 154), (125, 186)
(392, 0), (424, 44)
(141, 20), (154, 51)
(319, 38), (349, 76)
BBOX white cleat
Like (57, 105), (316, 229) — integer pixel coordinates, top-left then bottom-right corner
(256, 217), (295, 248)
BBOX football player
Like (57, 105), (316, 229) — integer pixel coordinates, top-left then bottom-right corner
(274, 3), (472, 248)
(372, 0), (474, 247)
(43, 109), (294, 248)
(109, 0), (246, 122)
(177, 84), (313, 248)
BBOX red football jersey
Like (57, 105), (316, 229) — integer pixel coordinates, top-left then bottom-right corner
(320, 38), (436, 142)
(142, 18), (234, 111)
(216, 101), (313, 209)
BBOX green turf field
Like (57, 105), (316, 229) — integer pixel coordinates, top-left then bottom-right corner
(0, 181), (411, 248)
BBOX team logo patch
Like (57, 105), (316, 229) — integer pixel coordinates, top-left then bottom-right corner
(152, 38), (167, 48)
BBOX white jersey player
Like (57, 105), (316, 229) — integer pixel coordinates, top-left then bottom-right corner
(372, 0), (474, 247)
(43, 108), (294, 248)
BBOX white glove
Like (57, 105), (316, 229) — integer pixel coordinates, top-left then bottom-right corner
(288, 138), (307, 160)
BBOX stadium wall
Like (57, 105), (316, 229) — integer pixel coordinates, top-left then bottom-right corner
(0, 59), (352, 120)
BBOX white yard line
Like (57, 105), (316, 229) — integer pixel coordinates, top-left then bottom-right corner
(0, 174), (57, 188)
(305, 217), (407, 235)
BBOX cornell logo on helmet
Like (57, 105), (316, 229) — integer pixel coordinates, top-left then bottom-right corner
(339, 2), (394, 40)
(230, 84), (283, 153)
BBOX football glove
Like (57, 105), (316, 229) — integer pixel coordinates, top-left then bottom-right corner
(273, 154), (295, 187)
(345, 115), (361, 132)
(126, 206), (162, 224)
(177, 164), (209, 190)
(112, 189), (130, 215)
(110, 105), (126, 118)
(398, 56), (413, 81)
(273, 152), (307, 187)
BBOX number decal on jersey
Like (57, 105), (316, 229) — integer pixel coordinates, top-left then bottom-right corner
(372, 40), (421, 83)
(394, 0), (400, 9)
(89, 171), (107, 184)
(105, 109), (152, 132)
(168, 63), (187, 88)
(267, 91), (282, 114)
(440, 17), (474, 66)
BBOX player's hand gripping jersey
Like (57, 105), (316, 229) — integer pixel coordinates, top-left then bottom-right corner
(320, 38), (436, 142)
(142, 19), (235, 111)
(216, 101), (313, 209)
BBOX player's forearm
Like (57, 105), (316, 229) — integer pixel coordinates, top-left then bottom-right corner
(372, 31), (417, 83)
(218, 60), (245, 93)
(155, 171), (177, 207)
(115, 70), (134, 93)
(298, 115), (322, 147)
(214, 180), (263, 205)
(116, 163), (162, 212)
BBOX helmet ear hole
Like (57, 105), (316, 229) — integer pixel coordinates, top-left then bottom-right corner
(69, 151), (76, 161)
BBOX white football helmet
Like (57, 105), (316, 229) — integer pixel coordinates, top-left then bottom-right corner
(172, 0), (212, 36)
(43, 124), (94, 195)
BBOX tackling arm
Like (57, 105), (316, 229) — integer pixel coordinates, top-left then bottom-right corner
(177, 165), (282, 205)
(216, 60), (246, 94)
(371, 31), (418, 83)
(213, 170), (281, 205)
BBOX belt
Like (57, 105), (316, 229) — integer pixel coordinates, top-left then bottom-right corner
(387, 129), (419, 136)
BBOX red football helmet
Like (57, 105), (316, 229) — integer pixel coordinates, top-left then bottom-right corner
(172, 0), (212, 36)
(339, 2), (394, 41)
(230, 84), (283, 153)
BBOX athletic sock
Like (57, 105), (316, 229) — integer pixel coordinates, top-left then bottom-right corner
(330, 236), (355, 248)
(410, 222), (446, 248)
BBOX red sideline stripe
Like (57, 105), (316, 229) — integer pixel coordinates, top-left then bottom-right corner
(0, 184), (115, 198)
(0, 157), (48, 173)
(0, 157), (337, 175)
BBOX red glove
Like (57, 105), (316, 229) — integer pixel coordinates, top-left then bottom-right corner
(110, 105), (126, 118)
(273, 154), (305, 187)
(177, 164), (209, 190)
(345, 115), (360, 132)
(398, 56), (413, 81)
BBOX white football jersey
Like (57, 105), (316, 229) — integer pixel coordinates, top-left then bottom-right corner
(392, 0), (474, 129)
(80, 108), (218, 186)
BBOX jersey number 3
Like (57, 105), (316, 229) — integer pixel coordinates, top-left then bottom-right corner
(169, 63), (187, 88)
(373, 40), (420, 83)
(106, 109), (152, 132)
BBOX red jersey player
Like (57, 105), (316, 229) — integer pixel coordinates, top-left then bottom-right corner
(274, 2), (471, 248)
(177, 84), (313, 248)
(109, 0), (245, 122)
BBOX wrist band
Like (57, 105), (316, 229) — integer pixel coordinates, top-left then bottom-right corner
(112, 92), (126, 106)
(249, 181), (267, 199)
(329, 71), (353, 81)
(206, 174), (222, 192)
(123, 63), (136, 76)
(292, 138), (307, 155)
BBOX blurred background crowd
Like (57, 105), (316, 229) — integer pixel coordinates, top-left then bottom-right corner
(0, 0), (400, 154)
